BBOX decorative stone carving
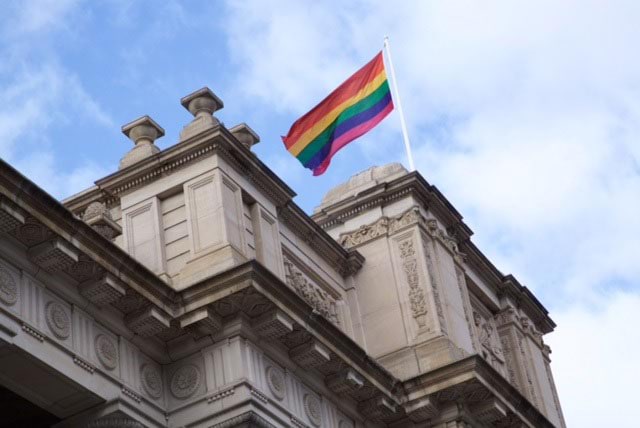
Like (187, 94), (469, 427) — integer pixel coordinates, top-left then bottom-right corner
(88, 416), (145, 428)
(358, 396), (397, 420)
(16, 217), (53, 247)
(290, 340), (331, 369)
(388, 206), (422, 234)
(283, 257), (339, 325)
(119, 115), (164, 170)
(338, 420), (354, 428)
(141, 364), (162, 399)
(266, 365), (286, 400)
(22, 323), (45, 341)
(28, 239), (79, 273)
(80, 274), (126, 307)
(67, 255), (102, 282)
(180, 87), (223, 141)
(207, 387), (235, 403)
(456, 267), (476, 352)
(470, 399), (508, 424)
(405, 397), (439, 422)
(83, 201), (122, 240)
(473, 311), (505, 364)
(229, 123), (260, 149)
(520, 316), (544, 345)
(338, 217), (388, 248)
(170, 364), (201, 399)
(0, 197), (25, 233)
(425, 218), (466, 263)
(121, 385), (142, 403)
(0, 265), (18, 306)
(45, 301), (70, 339)
(422, 238), (447, 334)
(73, 355), (96, 373)
(338, 206), (425, 250)
(303, 393), (322, 427)
(95, 334), (118, 370)
(179, 307), (222, 338)
(253, 309), (294, 340)
(326, 368), (364, 395)
(398, 239), (428, 328)
(125, 306), (170, 337)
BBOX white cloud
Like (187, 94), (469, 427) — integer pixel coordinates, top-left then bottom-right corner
(12, 151), (110, 198)
(220, 1), (640, 425)
(546, 291), (640, 427)
(1, 0), (80, 38)
(0, 0), (114, 198)
(221, 0), (640, 297)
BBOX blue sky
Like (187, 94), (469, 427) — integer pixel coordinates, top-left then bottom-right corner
(2, 1), (640, 425)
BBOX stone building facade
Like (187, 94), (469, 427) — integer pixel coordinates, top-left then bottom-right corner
(0, 87), (565, 427)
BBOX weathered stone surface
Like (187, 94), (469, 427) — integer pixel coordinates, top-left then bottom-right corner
(0, 83), (565, 428)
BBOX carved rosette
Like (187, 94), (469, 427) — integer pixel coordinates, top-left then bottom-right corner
(303, 393), (322, 426)
(283, 257), (339, 326)
(95, 334), (118, 370)
(0, 265), (18, 306)
(398, 240), (428, 327)
(141, 364), (162, 399)
(45, 301), (70, 339)
(266, 365), (286, 400)
(170, 364), (201, 399)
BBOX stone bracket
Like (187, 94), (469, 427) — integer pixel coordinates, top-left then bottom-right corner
(253, 309), (294, 340)
(358, 395), (397, 420)
(325, 368), (364, 395)
(470, 398), (508, 424)
(28, 238), (80, 273)
(0, 196), (26, 233)
(125, 306), (170, 337)
(79, 274), (126, 307)
(405, 397), (439, 422)
(179, 306), (222, 337)
(290, 340), (331, 369)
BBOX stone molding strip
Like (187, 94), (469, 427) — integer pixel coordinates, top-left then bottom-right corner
(209, 411), (277, 428)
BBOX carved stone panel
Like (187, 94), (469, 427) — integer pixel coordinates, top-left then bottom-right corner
(283, 256), (339, 326)
(398, 239), (428, 328)
(422, 236), (448, 334)
(0, 264), (18, 306)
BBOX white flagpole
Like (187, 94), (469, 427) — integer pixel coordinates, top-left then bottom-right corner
(383, 36), (415, 172)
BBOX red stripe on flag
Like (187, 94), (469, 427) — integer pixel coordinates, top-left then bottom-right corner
(283, 52), (385, 148)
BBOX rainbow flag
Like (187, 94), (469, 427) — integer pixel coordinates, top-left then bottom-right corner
(282, 52), (394, 176)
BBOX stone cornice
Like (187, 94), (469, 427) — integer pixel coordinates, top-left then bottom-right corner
(402, 355), (556, 428)
(312, 171), (473, 241)
(62, 125), (361, 278)
(278, 201), (364, 277)
(0, 159), (177, 313)
(210, 411), (276, 428)
(178, 260), (399, 398)
(314, 171), (555, 334)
